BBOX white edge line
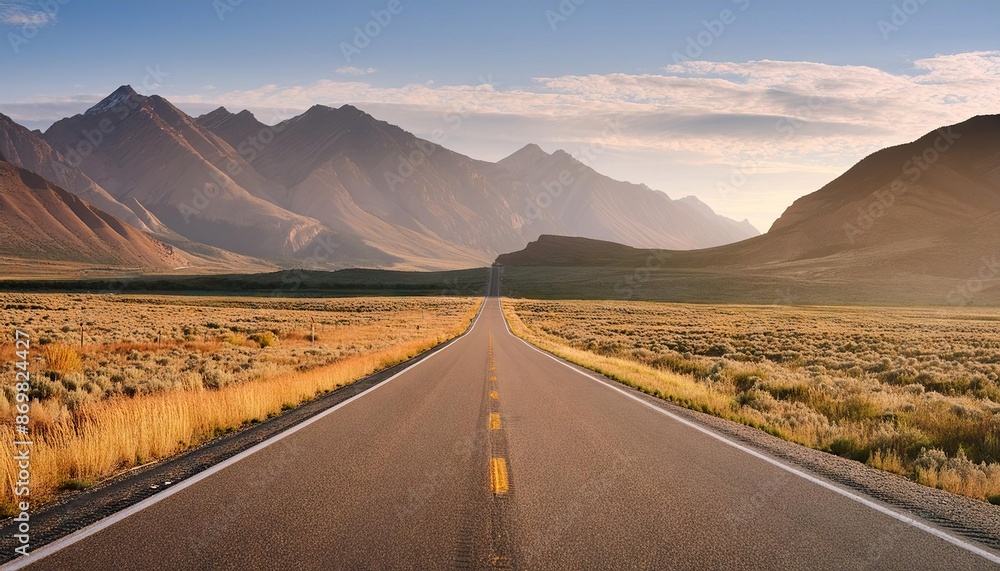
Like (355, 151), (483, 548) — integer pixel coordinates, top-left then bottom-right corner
(497, 296), (1000, 565)
(4, 285), (493, 570)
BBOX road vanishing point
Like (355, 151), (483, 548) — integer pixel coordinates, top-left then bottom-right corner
(7, 267), (1000, 570)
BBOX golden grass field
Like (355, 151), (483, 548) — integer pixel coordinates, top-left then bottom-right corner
(502, 299), (1000, 503)
(0, 293), (480, 514)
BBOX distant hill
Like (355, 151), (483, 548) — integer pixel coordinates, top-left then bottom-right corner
(0, 158), (186, 270)
(496, 235), (648, 267)
(757, 114), (1000, 277)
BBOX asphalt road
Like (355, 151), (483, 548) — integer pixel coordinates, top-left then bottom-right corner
(9, 267), (1000, 570)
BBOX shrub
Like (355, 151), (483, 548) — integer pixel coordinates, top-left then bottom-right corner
(648, 352), (712, 378)
(829, 436), (870, 463)
(763, 383), (809, 403)
(880, 368), (915, 386)
(868, 449), (906, 475)
(223, 333), (248, 346)
(60, 372), (85, 391)
(251, 332), (276, 348)
(736, 388), (772, 412)
(914, 447), (1000, 499)
(841, 394), (879, 422)
(43, 344), (82, 375)
(63, 390), (93, 411)
(200, 366), (234, 390)
(29, 377), (65, 401)
(705, 343), (731, 357)
(60, 478), (94, 491)
(732, 373), (764, 393)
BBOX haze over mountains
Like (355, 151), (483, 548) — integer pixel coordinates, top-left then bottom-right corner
(497, 144), (758, 249)
(498, 115), (1000, 304)
(0, 85), (758, 273)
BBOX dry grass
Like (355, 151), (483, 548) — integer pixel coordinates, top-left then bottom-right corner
(42, 344), (82, 375)
(0, 293), (479, 514)
(503, 299), (1000, 502)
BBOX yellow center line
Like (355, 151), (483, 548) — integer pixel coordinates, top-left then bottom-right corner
(489, 412), (501, 430)
(490, 457), (509, 494)
(490, 390), (499, 399)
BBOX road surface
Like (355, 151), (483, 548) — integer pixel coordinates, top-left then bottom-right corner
(9, 267), (1000, 570)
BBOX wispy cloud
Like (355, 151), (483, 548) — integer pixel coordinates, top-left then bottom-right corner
(335, 66), (377, 76)
(10, 51), (998, 168)
(160, 52), (997, 165)
(9, 52), (998, 165)
(0, 2), (56, 27)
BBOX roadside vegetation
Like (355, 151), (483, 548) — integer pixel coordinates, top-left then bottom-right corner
(503, 299), (1000, 503)
(0, 293), (479, 514)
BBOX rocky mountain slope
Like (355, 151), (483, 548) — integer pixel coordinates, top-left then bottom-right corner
(0, 157), (186, 270)
(43, 86), (394, 267)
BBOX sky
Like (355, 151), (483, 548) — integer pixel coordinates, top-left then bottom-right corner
(1, 0), (998, 231)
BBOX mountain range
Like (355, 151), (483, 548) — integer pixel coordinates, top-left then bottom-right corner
(3, 85), (996, 299)
(0, 85), (758, 274)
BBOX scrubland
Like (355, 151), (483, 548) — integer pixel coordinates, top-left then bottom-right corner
(0, 293), (479, 513)
(503, 300), (1000, 503)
